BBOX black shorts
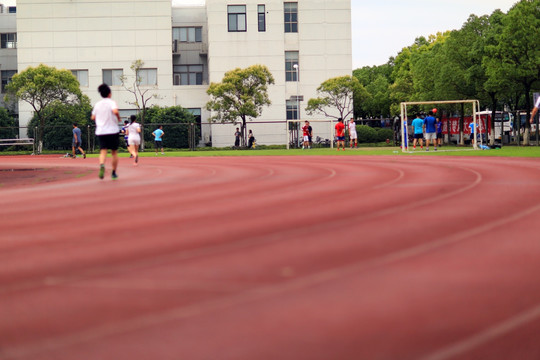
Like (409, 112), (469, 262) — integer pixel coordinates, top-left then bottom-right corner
(97, 133), (120, 151)
(155, 140), (163, 149)
(72, 141), (81, 148)
(414, 133), (424, 139)
(437, 133), (443, 139)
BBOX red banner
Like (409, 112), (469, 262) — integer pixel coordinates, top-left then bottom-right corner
(441, 116), (488, 135)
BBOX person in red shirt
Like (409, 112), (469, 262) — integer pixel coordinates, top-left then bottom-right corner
(335, 118), (346, 150)
(301, 121), (310, 149)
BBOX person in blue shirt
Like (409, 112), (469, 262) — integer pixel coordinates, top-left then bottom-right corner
(436, 118), (443, 147)
(411, 113), (424, 150)
(424, 110), (437, 151)
(152, 125), (165, 155)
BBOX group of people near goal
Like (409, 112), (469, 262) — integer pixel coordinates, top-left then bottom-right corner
(300, 118), (359, 150)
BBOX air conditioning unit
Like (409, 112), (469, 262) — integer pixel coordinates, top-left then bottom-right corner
(174, 74), (181, 86)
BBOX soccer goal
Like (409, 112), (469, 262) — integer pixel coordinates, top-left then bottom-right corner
(400, 100), (482, 152)
(286, 119), (336, 149)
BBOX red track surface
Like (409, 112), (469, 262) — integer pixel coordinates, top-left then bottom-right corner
(1, 154), (540, 360)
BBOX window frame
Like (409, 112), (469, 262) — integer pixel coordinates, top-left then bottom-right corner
(1, 70), (16, 93)
(0, 33), (17, 49)
(286, 99), (299, 120)
(258, 5), (266, 32)
(284, 2), (298, 33)
(102, 69), (124, 86)
(173, 65), (204, 86)
(136, 68), (158, 86)
(228, 5), (247, 32)
(173, 27), (203, 43)
(71, 70), (89, 87)
(285, 51), (299, 82)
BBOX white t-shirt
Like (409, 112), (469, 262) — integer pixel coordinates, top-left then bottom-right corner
(92, 98), (119, 135)
(535, 96), (540, 109)
(127, 122), (141, 141)
(348, 122), (357, 134)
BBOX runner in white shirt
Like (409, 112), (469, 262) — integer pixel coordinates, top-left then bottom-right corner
(126, 115), (142, 165)
(91, 84), (121, 180)
(348, 118), (358, 148)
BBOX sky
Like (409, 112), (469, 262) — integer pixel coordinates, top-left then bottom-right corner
(2, 0), (519, 69)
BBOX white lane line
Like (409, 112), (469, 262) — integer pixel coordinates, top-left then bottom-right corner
(5, 199), (540, 359)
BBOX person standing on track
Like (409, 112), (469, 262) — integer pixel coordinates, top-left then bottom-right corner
(411, 113), (424, 150)
(307, 121), (313, 148)
(126, 115), (141, 165)
(335, 118), (346, 151)
(424, 110), (437, 151)
(348, 118), (358, 148)
(91, 84), (121, 180)
(152, 125), (165, 155)
(72, 123), (86, 159)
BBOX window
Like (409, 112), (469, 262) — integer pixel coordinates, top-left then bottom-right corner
(71, 70), (89, 87)
(1, 70), (16, 92)
(228, 5), (247, 32)
(173, 27), (202, 43)
(284, 2), (298, 33)
(1, 33), (17, 49)
(286, 100), (298, 120)
(173, 65), (203, 85)
(102, 69), (123, 86)
(285, 51), (299, 82)
(8, 6), (16, 13)
(258, 5), (266, 32)
(137, 68), (157, 86)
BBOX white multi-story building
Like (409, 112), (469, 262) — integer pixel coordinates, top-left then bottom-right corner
(0, 0), (352, 146)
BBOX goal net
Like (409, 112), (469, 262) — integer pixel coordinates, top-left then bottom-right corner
(286, 119), (336, 149)
(400, 100), (483, 152)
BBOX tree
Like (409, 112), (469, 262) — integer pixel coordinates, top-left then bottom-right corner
(143, 106), (196, 149)
(206, 65), (275, 146)
(305, 75), (367, 120)
(3, 64), (83, 152)
(27, 97), (92, 150)
(353, 63), (393, 118)
(0, 107), (17, 150)
(485, 0), (540, 145)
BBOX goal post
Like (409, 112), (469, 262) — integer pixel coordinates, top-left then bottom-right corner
(286, 119), (336, 149)
(400, 100), (482, 152)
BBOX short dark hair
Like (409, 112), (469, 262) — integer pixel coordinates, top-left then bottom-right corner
(72, 123), (78, 127)
(98, 84), (111, 98)
(428, 110), (434, 116)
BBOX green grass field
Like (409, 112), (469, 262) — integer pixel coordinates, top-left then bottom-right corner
(111, 146), (540, 158)
(3, 145), (540, 158)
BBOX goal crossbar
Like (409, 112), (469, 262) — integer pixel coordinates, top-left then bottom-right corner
(400, 100), (482, 152)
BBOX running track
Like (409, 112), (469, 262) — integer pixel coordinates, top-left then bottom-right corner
(1, 154), (540, 360)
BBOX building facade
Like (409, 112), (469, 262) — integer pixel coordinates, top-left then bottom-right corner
(0, 0), (352, 146)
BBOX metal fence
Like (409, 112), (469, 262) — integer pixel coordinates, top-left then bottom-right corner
(1, 119), (402, 153)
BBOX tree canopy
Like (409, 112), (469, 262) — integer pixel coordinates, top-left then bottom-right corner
(352, 0), (540, 144)
(3, 64), (83, 151)
(306, 75), (367, 120)
(206, 64), (274, 145)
